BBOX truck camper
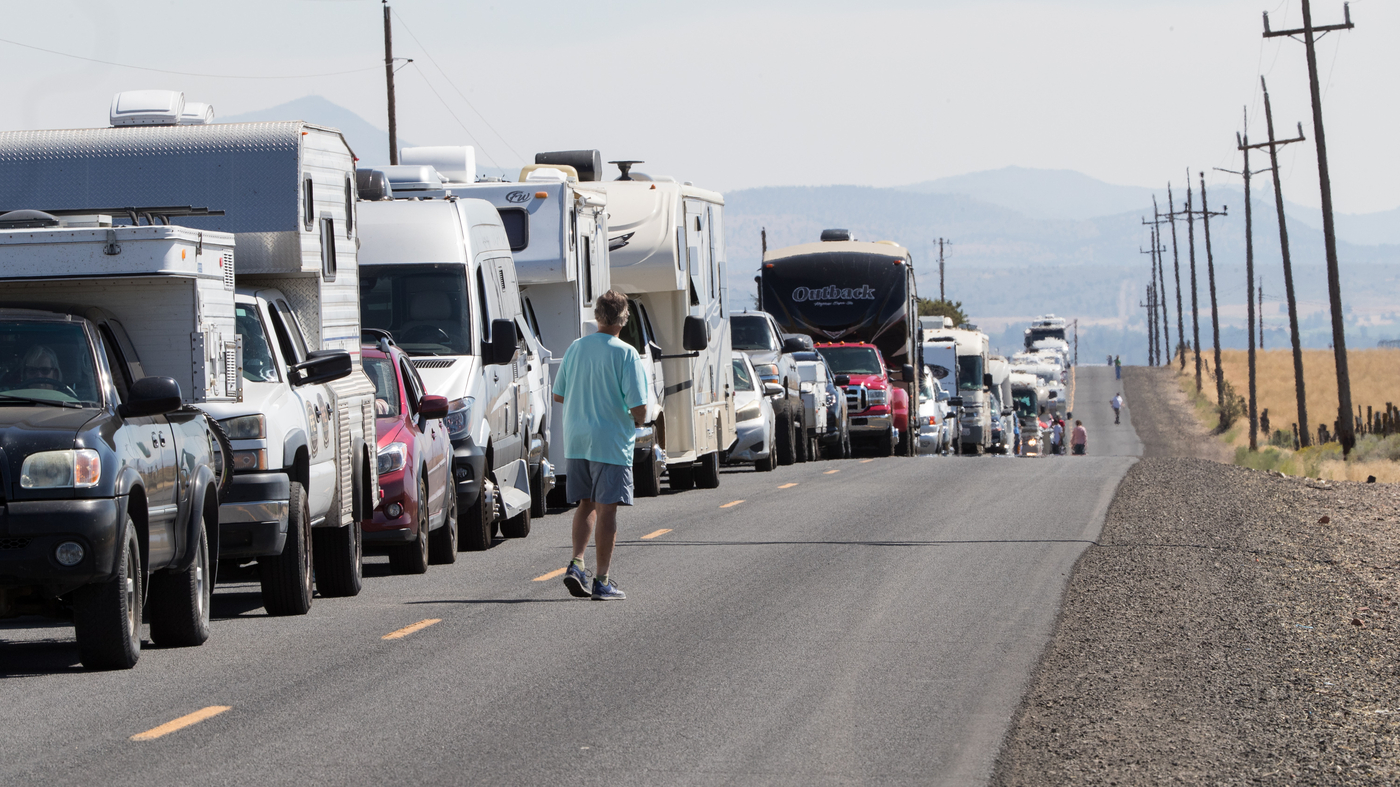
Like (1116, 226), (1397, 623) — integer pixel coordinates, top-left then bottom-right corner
(0, 94), (381, 615)
(0, 210), (230, 667)
(761, 231), (919, 455)
(1024, 314), (1068, 350)
(600, 163), (735, 491)
(924, 324), (992, 454)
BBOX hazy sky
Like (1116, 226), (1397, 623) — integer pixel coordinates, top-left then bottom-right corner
(3, 0), (1394, 213)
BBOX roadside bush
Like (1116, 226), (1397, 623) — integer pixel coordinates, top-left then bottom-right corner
(1215, 379), (1245, 433)
(1269, 429), (1295, 449)
(1235, 445), (1297, 475)
(1352, 433), (1400, 463)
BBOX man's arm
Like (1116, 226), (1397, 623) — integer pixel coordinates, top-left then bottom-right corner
(631, 404), (646, 427)
(553, 393), (564, 403)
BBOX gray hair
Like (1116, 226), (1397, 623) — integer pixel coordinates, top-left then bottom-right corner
(594, 289), (630, 327)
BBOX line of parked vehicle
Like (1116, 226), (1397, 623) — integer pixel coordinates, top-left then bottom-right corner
(0, 91), (1078, 671)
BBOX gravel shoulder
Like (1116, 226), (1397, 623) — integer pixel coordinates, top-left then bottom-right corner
(992, 369), (1400, 785)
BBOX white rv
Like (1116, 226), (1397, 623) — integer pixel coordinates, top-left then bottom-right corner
(924, 324), (992, 454)
(0, 99), (379, 616)
(601, 164), (736, 490)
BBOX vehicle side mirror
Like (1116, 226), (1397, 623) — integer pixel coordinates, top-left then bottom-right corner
(762, 382), (783, 398)
(1048, 390), (1058, 399)
(290, 350), (353, 386)
(419, 394), (449, 420)
(833, 374), (850, 386)
(901, 364), (915, 382)
(947, 396), (964, 407)
(484, 318), (518, 365)
(682, 315), (709, 352)
(1002, 408), (1014, 416)
(781, 337), (807, 354)
(982, 373), (993, 388)
(119, 376), (183, 418)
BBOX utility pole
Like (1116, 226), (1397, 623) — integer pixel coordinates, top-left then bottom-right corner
(758, 227), (767, 310)
(1265, 0), (1357, 454)
(938, 238), (948, 302)
(383, 1), (399, 165)
(1166, 185), (1186, 370)
(1171, 175), (1204, 393)
(1155, 201), (1169, 366)
(1197, 173), (1228, 407)
(1145, 195), (1181, 369)
(1251, 77), (1310, 446)
(1218, 108), (1273, 452)
(1139, 226), (1160, 365)
(1073, 319), (1078, 367)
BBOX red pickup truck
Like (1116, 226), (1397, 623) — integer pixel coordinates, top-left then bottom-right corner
(814, 342), (908, 457)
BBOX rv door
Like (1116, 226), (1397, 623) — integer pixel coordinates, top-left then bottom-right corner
(684, 200), (710, 312)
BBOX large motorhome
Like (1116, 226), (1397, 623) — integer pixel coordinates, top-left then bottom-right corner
(0, 95), (379, 614)
(761, 231), (919, 454)
(924, 324), (992, 454)
(601, 164), (735, 490)
(1025, 314), (1069, 350)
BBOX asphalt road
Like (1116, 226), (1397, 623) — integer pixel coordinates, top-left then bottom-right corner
(1, 367), (1140, 786)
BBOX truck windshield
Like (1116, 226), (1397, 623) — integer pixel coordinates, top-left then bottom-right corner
(236, 304), (279, 382)
(0, 320), (101, 406)
(360, 264), (474, 356)
(361, 356), (400, 418)
(1025, 327), (1066, 348)
(816, 346), (882, 375)
(1012, 390), (1037, 417)
(957, 355), (984, 392)
(732, 359), (754, 391)
(731, 316), (777, 351)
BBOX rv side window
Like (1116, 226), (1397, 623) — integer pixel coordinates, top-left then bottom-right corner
(320, 218), (337, 281)
(476, 266), (492, 352)
(581, 238), (593, 305)
(619, 300), (646, 355)
(497, 208), (528, 252)
(303, 178), (314, 231)
(344, 175), (355, 237)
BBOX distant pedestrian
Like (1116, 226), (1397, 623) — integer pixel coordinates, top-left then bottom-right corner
(1071, 420), (1088, 455)
(1051, 419), (1064, 456)
(1260, 408), (1271, 437)
(553, 289), (650, 601)
(1111, 393), (1123, 425)
(1114, 355), (1121, 379)
(1106, 355), (1112, 366)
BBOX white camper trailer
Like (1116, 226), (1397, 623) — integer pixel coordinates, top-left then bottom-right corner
(924, 324), (992, 454)
(601, 165), (736, 490)
(0, 103), (380, 615)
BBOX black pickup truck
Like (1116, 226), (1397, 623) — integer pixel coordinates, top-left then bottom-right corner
(0, 306), (224, 670)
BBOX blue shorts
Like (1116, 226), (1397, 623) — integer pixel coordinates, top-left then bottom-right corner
(566, 458), (634, 506)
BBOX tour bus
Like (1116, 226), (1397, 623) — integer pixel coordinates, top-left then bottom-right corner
(760, 230), (919, 454)
(600, 162), (735, 491)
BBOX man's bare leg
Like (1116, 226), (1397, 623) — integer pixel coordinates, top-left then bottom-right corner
(572, 500), (596, 564)
(593, 503), (619, 578)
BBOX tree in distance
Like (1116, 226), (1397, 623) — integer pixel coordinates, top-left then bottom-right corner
(918, 298), (967, 326)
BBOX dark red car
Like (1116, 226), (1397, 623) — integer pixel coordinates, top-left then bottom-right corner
(815, 342), (909, 457)
(360, 333), (455, 573)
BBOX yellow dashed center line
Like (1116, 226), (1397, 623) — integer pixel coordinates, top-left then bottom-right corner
(641, 528), (672, 539)
(382, 618), (442, 640)
(824, 469), (840, 475)
(720, 500), (745, 509)
(859, 459), (876, 464)
(131, 706), (230, 741)
(778, 483), (799, 489)
(533, 567), (567, 582)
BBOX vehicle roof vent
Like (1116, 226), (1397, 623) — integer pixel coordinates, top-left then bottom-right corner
(609, 160), (644, 181)
(355, 169), (395, 201)
(535, 150), (602, 182)
(820, 229), (852, 242)
(179, 102), (215, 125)
(0, 209), (61, 229)
(378, 165), (443, 192)
(400, 146), (476, 185)
(520, 164), (576, 183)
(110, 90), (185, 127)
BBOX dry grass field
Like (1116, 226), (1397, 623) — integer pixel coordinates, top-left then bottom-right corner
(1170, 347), (1400, 482)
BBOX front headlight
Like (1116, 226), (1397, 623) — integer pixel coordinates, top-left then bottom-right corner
(231, 449), (267, 472)
(867, 387), (888, 405)
(736, 401), (762, 422)
(378, 441), (407, 474)
(219, 414), (266, 440)
(21, 449), (101, 489)
(443, 397), (474, 441)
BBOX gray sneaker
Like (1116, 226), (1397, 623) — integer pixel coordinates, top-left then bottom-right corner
(591, 576), (626, 601)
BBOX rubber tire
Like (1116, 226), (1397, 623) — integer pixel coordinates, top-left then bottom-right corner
(810, 432), (822, 462)
(148, 508), (212, 648)
(500, 502), (531, 539)
(390, 477), (431, 574)
(755, 445), (776, 472)
(879, 428), (896, 457)
(459, 485), (492, 552)
(841, 427), (852, 459)
(694, 451), (721, 489)
(259, 482), (313, 616)
(669, 463), (696, 492)
(428, 482), (458, 564)
(312, 520), (363, 598)
(794, 413), (809, 463)
(529, 464), (548, 518)
(774, 403), (796, 466)
(73, 521), (142, 670)
(634, 450), (662, 497)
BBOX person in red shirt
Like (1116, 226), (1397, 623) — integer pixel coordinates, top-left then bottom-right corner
(1071, 420), (1088, 455)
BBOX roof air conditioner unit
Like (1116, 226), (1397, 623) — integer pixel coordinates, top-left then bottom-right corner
(110, 90), (185, 127)
(378, 165), (444, 192)
(820, 229), (852, 242)
(179, 102), (215, 125)
(400, 146), (476, 185)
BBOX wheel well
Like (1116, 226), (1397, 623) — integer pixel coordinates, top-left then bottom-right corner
(203, 482), (220, 563)
(126, 487), (149, 577)
(359, 449), (373, 523)
(291, 447), (310, 491)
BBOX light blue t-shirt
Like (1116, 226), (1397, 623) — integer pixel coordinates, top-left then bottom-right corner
(553, 332), (650, 466)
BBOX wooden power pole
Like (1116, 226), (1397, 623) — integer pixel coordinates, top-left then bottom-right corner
(1173, 176), (1204, 393)
(1165, 185), (1186, 370)
(1197, 173), (1228, 406)
(383, 1), (399, 165)
(938, 238), (948, 302)
(1265, 0), (1357, 454)
(1143, 199), (1172, 366)
(1252, 77), (1311, 446)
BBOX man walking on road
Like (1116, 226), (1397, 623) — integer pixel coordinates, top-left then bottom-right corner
(1111, 393), (1123, 425)
(1051, 418), (1064, 456)
(1071, 419), (1088, 455)
(1114, 355), (1121, 379)
(554, 290), (650, 601)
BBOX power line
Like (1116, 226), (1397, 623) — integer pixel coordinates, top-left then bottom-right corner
(404, 63), (500, 169)
(391, 9), (524, 164)
(0, 36), (380, 79)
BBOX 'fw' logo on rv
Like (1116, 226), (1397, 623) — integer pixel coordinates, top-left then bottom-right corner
(791, 285), (876, 302)
(505, 191), (532, 204)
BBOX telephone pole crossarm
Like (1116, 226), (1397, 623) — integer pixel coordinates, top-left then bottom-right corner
(1264, 3), (1352, 38)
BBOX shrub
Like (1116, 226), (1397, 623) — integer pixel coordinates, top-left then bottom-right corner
(1216, 379), (1245, 432)
(1352, 433), (1400, 463)
(1269, 428), (1295, 449)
